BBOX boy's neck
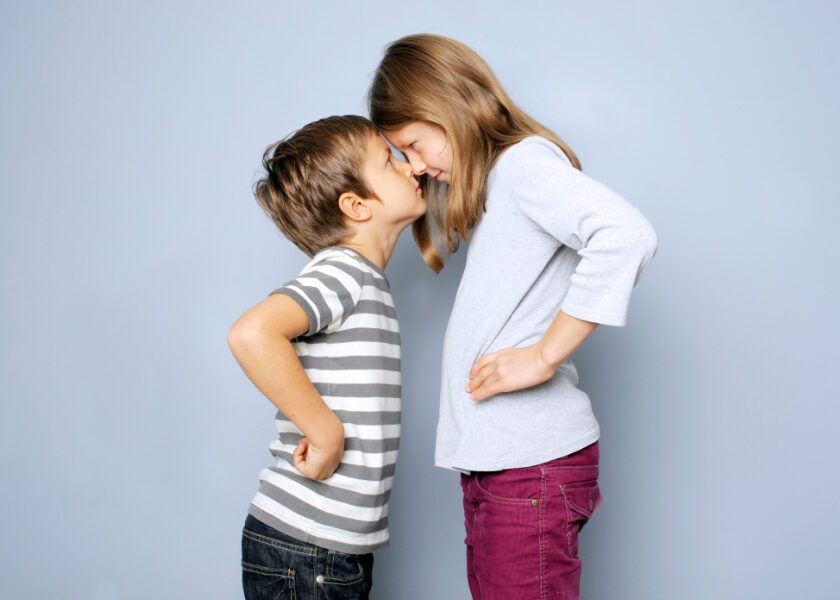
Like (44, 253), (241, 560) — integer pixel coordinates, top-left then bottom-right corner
(340, 228), (402, 271)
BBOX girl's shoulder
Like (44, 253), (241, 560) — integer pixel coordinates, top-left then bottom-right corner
(492, 136), (574, 181)
(490, 135), (575, 186)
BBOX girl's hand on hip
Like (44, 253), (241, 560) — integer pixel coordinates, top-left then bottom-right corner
(466, 344), (556, 402)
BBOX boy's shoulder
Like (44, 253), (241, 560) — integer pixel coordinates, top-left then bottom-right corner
(301, 246), (389, 288)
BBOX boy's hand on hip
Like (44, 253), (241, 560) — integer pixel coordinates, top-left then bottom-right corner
(293, 431), (344, 480)
(466, 345), (555, 402)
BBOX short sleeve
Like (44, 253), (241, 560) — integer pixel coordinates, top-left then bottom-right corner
(270, 252), (365, 336)
(501, 138), (659, 326)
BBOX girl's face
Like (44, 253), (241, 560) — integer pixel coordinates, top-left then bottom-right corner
(383, 121), (453, 184)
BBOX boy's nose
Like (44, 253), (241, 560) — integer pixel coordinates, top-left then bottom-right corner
(401, 160), (414, 178)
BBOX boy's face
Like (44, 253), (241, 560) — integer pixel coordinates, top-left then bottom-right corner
(361, 133), (427, 227)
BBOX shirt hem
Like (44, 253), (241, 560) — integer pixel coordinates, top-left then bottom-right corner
(435, 426), (601, 473)
(247, 505), (389, 555)
(560, 300), (627, 327)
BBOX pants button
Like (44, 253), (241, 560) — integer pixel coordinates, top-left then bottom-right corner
(316, 575), (325, 584)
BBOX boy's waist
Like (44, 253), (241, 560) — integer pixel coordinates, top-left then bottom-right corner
(247, 503), (390, 555)
(253, 465), (393, 545)
(269, 422), (400, 477)
(262, 456), (396, 497)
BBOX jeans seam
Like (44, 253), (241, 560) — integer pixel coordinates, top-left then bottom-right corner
(242, 528), (317, 556)
(473, 475), (535, 505)
(541, 465), (599, 474)
(313, 549), (318, 600)
(321, 574), (365, 586)
(539, 469), (548, 600)
(559, 484), (578, 557)
(241, 560), (296, 577)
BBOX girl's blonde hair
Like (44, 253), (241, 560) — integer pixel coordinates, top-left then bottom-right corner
(369, 33), (581, 272)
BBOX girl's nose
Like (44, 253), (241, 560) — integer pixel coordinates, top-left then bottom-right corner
(407, 155), (427, 175)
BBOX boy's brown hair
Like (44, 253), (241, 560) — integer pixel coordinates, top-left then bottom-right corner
(255, 115), (380, 256)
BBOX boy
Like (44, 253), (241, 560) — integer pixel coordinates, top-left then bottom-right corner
(228, 115), (425, 600)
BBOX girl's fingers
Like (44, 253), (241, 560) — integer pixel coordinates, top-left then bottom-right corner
(469, 354), (490, 377)
(467, 362), (496, 393)
(469, 351), (498, 378)
(472, 374), (501, 402)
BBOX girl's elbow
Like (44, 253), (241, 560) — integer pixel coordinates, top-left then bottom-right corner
(631, 224), (659, 283)
(634, 218), (658, 259)
(642, 226), (659, 259)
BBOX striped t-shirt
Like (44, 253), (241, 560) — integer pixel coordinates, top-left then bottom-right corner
(248, 246), (401, 554)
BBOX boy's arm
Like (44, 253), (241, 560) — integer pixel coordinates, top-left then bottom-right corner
(228, 293), (344, 480)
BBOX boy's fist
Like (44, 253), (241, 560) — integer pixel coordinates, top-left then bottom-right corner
(293, 435), (344, 480)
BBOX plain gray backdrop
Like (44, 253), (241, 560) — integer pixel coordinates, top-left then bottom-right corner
(1, 1), (838, 598)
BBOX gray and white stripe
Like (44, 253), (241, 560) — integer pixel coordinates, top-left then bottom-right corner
(249, 246), (401, 554)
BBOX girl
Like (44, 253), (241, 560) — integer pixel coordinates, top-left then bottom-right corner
(368, 34), (658, 599)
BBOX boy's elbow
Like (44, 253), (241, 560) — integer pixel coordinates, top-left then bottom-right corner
(227, 316), (263, 358)
(227, 320), (245, 357)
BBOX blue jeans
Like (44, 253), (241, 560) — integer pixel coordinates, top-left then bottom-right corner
(241, 514), (374, 600)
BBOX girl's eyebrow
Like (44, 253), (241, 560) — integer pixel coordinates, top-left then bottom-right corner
(387, 135), (408, 150)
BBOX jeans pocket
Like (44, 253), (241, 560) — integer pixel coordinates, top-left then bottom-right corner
(473, 469), (540, 505)
(325, 550), (364, 583)
(241, 529), (299, 600)
(322, 551), (373, 599)
(559, 481), (603, 558)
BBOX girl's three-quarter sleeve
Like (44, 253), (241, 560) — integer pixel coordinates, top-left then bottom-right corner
(505, 139), (658, 326)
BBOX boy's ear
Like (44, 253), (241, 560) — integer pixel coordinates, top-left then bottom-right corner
(338, 192), (373, 223)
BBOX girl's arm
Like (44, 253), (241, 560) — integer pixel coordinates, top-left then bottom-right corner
(467, 139), (657, 402)
(466, 310), (597, 402)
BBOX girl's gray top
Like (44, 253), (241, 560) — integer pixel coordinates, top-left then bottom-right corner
(436, 136), (658, 472)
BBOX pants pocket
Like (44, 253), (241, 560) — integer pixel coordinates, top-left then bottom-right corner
(559, 481), (603, 558)
(473, 467), (541, 505)
(322, 551), (373, 599)
(325, 550), (365, 583)
(241, 529), (299, 600)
